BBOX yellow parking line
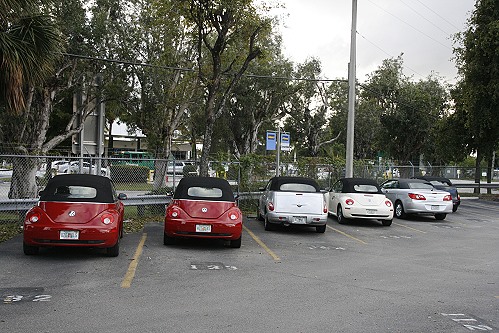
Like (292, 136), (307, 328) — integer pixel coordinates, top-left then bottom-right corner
(327, 225), (367, 245)
(121, 233), (147, 288)
(393, 222), (426, 233)
(243, 225), (281, 262)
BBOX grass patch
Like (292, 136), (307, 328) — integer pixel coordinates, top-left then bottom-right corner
(0, 223), (22, 243)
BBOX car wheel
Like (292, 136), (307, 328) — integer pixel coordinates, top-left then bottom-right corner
(264, 215), (275, 231)
(23, 242), (39, 255)
(434, 213), (446, 220)
(395, 201), (406, 219)
(337, 205), (347, 224)
(229, 236), (242, 248)
(452, 205), (458, 213)
(316, 225), (326, 233)
(106, 241), (120, 257)
(381, 219), (393, 226)
(163, 233), (176, 245)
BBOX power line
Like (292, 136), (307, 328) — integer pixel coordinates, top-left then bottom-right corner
(413, 0), (462, 31)
(62, 53), (347, 83)
(399, 0), (453, 36)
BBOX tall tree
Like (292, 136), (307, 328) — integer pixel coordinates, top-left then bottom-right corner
(187, 0), (268, 176)
(452, 0), (499, 189)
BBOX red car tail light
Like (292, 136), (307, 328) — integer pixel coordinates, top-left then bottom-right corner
(385, 200), (392, 207)
(228, 210), (240, 220)
(101, 213), (115, 225)
(345, 198), (354, 205)
(408, 193), (426, 200)
(268, 202), (275, 211)
(27, 211), (41, 223)
(323, 201), (328, 213)
(443, 195), (452, 201)
(167, 206), (181, 218)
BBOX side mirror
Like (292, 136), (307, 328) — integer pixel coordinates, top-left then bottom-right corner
(118, 193), (127, 200)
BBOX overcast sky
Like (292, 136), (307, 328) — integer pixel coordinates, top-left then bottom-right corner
(267, 0), (476, 83)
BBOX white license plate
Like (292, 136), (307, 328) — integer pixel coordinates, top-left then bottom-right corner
(366, 209), (377, 214)
(292, 216), (307, 224)
(431, 205), (440, 211)
(196, 225), (211, 233)
(60, 230), (79, 240)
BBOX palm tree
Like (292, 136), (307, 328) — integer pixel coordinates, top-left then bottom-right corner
(0, 0), (62, 114)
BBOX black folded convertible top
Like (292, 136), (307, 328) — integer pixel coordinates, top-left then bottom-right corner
(173, 176), (235, 202)
(268, 176), (320, 192)
(339, 178), (382, 194)
(39, 174), (115, 203)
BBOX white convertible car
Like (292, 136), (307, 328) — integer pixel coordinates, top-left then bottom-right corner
(328, 178), (394, 226)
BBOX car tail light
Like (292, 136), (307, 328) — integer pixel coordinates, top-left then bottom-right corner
(443, 195), (452, 201)
(167, 206), (181, 218)
(408, 193), (426, 200)
(323, 201), (328, 213)
(28, 212), (41, 223)
(228, 210), (240, 220)
(101, 213), (115, 225)
(457, 194), (460, 200)
(268, 202), (275, 211)
(345, 198), (354, 205)
(385, 200), (392, 207)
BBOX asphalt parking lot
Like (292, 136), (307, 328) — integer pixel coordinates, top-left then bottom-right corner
(1, 199), (498, 333)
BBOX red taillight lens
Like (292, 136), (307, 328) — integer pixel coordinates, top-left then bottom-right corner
(101, 213), (115, 225)
(228, 211), (239, 220)
(385, 200), (392, 207)
(28, 212), (41, 223)
(323, 202), (328, 213)
(167, 206), (181, 218)
(268, 202), (275, 211)
(345, 198), (354, 205)
(408, 193), (426, 200)
(443, 195), (452, 201)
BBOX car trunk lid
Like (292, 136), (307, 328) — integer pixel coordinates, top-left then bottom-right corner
(275, 192), (324, 214)
(39, 202), (109, 224)
(177, 200), (234, 219)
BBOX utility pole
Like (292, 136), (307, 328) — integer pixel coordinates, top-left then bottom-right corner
(345, 0), (357, 178)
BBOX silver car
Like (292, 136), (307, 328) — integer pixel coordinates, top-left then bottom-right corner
(380, 178), (453, 220)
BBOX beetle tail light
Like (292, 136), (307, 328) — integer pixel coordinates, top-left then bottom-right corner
(101, 213), (115, 225)
(345, 198), (354, 205)
(167, 205), (181, 218)
(385, 200), (392, 207)
(28, 212), (41, 223)
(443, 195), (452, 201)
(268, 202), (275, 211)
(228, 210), (240, 220)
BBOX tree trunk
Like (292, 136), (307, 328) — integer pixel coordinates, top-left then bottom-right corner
(474, 149), (482, 195)
(9, 157), (40, 199)
(199, 115), (215, 176)
(486, 153), (492, 195)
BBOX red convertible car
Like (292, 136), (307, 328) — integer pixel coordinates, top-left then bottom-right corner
(164, 177), (243, 248)
(23, 174), (127, 256)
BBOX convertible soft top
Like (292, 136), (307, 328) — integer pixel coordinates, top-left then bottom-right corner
(39, 174), (115, 203)
(268, 176), (320, 192)
(173, 176), (235, 202)
(339, 178), (382, 194)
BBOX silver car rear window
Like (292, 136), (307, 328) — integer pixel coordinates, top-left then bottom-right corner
(408, 183), (434, 190)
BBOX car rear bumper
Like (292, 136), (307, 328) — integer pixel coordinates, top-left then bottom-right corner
(266, 212), (328, 226)
(164, 218), (242, 240)
(404, 201), (453, 214)
(23, 224), (119, 248)
(343, 206), (393, 220)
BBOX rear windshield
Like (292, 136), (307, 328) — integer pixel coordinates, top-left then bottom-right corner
(408, 182), (434, 190)
(54, 185), (97, 199)
(280, 183), (317, 192)
(187, 186), (223, 198)
(353, 184), (379, 193)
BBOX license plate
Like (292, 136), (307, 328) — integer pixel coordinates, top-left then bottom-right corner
(292, 216), (307, 224)
(366, 209), (376, 214)
(196, 225), (211, 233)
(60, 230), (79, 240)
(431, 205), (440, 211)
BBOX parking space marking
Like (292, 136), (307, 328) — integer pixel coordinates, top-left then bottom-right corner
(121, 233), (147, 289)
(393, 222), (426, 233)
(243, 225), (281, 262)
(326, 225), (367, 245)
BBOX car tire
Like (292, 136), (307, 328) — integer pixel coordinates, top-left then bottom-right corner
(434, 213), (446, 220)
(264, 216), (275, 231)
(395, 201), (406, 219)
(23, 242), (39, 255)
(316, 225), (326, 233)
(229, 236), (242, 248)
(163, 233), (176, 245)
(106, 241), (120, 257)
(452, 205), (458, 213)
(381, 219), (393, 226)
(337, 205), (347, 224)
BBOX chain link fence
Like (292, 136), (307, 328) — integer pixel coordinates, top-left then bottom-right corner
(0, 154), (495, 223)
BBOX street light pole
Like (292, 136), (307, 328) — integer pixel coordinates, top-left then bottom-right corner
(345, 0), (357, 178)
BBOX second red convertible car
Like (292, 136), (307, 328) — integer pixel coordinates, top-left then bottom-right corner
(23, 174), (127, 256)
(164, 177), (243, 248)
